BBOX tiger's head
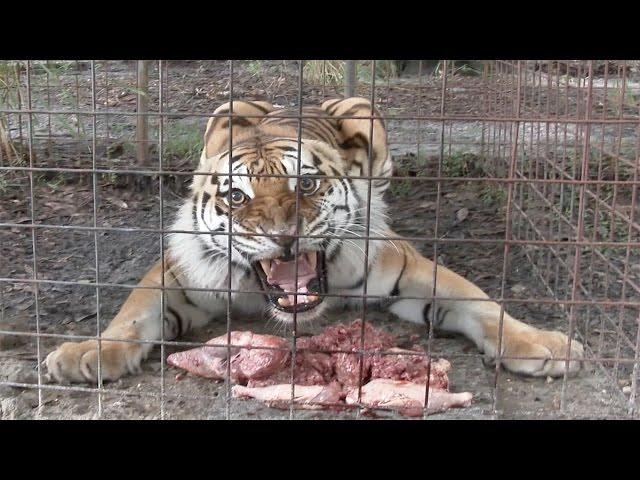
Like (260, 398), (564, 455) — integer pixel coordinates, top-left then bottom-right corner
(174, 98), (391, 323)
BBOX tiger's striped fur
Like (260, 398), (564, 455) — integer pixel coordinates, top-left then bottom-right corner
(46, 98), (583, 384)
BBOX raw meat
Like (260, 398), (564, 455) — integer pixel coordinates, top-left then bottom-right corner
(166, 331), (289, 383)
(244, 321), (402, 388)
(345, 379), (473, 417)
(167, 319), (473, 416)
(232, 381), (344, 410)
(370, 349), (451, 389)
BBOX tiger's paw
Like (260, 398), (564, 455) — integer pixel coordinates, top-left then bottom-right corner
(483, 328), (584, 378)
(45, 339), (144, 384)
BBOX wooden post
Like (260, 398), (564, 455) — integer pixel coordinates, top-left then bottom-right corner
(136, 60), (150, 167)
(344, 60), (356, 98)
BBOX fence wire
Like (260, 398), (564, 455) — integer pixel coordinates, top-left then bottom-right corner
(0, 60), (638, 419)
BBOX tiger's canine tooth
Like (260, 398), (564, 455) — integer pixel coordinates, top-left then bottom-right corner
(278, 297), (291, 307)
(259, 259), (272, 275)
(307, 251), (317, 270)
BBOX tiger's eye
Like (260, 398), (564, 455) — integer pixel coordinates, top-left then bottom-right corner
(230, 189), (246, 205)
(298, 178), (317, 194)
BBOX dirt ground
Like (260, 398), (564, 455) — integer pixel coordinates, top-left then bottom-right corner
(0, 176), (633, 420)
(0, 61), (637, 419)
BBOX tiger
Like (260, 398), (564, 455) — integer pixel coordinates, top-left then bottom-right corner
(45, 97), (584, 384)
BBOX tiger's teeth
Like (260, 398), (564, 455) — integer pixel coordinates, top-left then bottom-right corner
(307, 251), (317, 270)
(278, 297), (291, 307)
(259, 259), (271, 274)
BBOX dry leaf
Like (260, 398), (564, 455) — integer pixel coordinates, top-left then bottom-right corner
(105, 197), (128, 209)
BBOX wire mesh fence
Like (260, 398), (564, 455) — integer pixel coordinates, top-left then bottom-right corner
(0, 60), (638, 419)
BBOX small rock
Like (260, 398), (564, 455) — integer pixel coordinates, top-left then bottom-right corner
(622, 386), (632, 395)
(546, 376), (554, 384)
(455, 207), (469, 222)
(511, 284), (527, 294)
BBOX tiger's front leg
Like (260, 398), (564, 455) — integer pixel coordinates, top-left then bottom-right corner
(370, 239), (584, 377)
(46, 259), (211, 384)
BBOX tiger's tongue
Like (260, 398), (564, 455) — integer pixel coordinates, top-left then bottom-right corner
(266, 256), (317, 303)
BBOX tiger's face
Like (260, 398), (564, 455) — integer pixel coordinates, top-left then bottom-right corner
(193, 135), (368, 321)
(174, 98), (391, 324)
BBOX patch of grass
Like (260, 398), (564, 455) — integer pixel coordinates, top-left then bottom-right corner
(246, 61), (263, 78)
(356, 60), (398, 83)
(0, 61), (26, 164)
(103, 121), (203, 166)
(108, 121), (134, 140)
(597, 182), (615, 203)
(442, 152), (486, 178)
(37, 61), (90, 141)
(411, 61), (482, 78)
(102, 172), (120, 185)
(304, 61), (345, 86)
(606, 84), (640, 117)
(36, 172), (66, 190)
(450, 61), (483, 77)
(585, 210), (631, 243)
(303, 60), (399, 86)
(163, 122), (203, 163)
(479, 184), (506, 205)
(389, 180), (412, 197)
(34, 60), (76, 77)
(304, 60), (482, 84)
(393, 152), (431, 176)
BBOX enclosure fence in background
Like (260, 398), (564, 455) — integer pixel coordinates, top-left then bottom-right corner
(0, 60), (638, 419)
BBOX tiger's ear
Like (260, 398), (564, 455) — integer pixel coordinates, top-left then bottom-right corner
(201, 100), (276, 159)
(192, 100), (276, 191)
(321, 97), (391, 189)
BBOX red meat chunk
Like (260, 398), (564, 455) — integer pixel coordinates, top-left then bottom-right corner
(166, 331), (289, 384)
(167, 319), (473, 416)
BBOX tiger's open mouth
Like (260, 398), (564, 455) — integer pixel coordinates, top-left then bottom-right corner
(252, 251), (327, 313)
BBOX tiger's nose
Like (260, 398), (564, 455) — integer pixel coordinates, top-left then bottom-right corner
(272, 224), (298, 260)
